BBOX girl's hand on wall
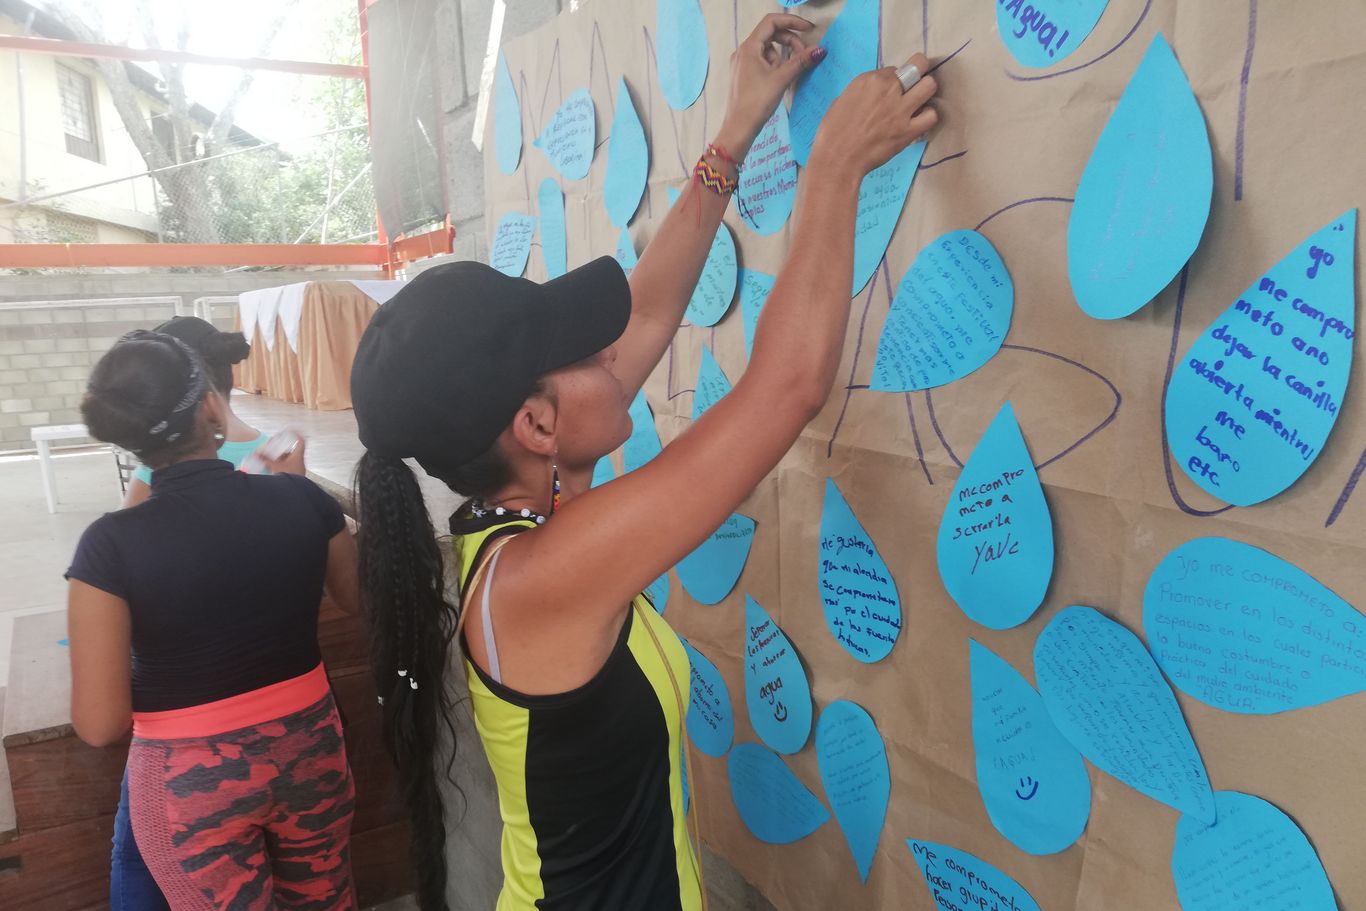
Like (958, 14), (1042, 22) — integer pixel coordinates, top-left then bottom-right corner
(715, 13), (822, 160)
(810, 54), (939, 179)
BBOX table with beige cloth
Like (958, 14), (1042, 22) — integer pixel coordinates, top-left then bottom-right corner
(233, 280), (404, 410)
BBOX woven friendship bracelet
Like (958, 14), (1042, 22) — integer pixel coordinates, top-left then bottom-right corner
(693, 157), (738, 196)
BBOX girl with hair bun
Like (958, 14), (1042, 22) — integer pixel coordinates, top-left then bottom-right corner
(120, 315), (304, 508)
(68, 329), (360, 910)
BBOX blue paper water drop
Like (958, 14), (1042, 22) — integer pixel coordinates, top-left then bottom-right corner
(1172, 791), (1336, 911)
(852, 142), (927, 296)
(604, 77), (649, 228)
(655, 0), (709, 110)
(645, 572), (670, 616)
(533, 88), (596, 181)
(1035, 605), (1215, 822)
(728, 742), (830, 844)
(871, 230), (1013, 391)
(996, 0), (1111, 68)
(680, 636), (734, 757)
(743, 596), (812, 755)
(907, 840), (1043, 911)
(668, 187), (737, 325)
(677, 512), (756, 605)
(1144, 536), (1364, 714)
(739, 269), (775, 360)
(818, 478), (902, 663)
(590, 456), (614, 488)
(1068, 33), (1212, 319)
(494, 52), (521, 174)
(969, 640), (1090, 855)
(623, 390), (663, 473)
(1165, 211), (1357, 506)
(738, 104), (797, 235)
(489, 213), (535, 277)
(937, 402), (1054, 630)
(816, 701), (889, 881)
(789, 0), (878, 166)
(692, 345), (732, 421)
(537, 178), (567, 279)
(616, 228), (638, 279)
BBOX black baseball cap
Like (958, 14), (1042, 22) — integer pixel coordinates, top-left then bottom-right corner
(351, 256), (631, 474)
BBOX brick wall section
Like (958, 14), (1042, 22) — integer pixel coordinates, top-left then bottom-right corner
(0, 270), (382, 452)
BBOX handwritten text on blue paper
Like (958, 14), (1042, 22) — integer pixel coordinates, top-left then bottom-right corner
(871, 230), (1013, 391)
(728, 743), (830, 844)
(677, 512), (756, 605)
(744, 596), (812, 755)
(680, 637), (734, 757)
(1035, 606), (1216, 822)
(738, 105), (797, 236)
(537, 179), (567, 279)
(816, 701), (890, 882)
(739, 269), (775, 360)
(908, 840), (1043, 911)
(490, 213), (536, 277)
(996, 0), (1111, 69)
(937, 402), (1053, 630)
(1144, 537), (1365, 714)
(1166, 212), (1357, 505)
(819, 479), (902, 663)
(970, 640), (1090, 855)
(853, 142), (927, 297)
(534, 89), (596, 181)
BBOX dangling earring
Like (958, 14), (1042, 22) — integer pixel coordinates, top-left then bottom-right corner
(213, 425), (226, 443)
(551, 452), (561, 516)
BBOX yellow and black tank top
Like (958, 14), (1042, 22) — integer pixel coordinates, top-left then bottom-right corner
(453, 511), (702, 911)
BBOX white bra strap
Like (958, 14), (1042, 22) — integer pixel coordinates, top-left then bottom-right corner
(480, 547), (507, 684)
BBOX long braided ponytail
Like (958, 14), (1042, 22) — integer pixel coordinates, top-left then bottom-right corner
(355, 451), (459, 910)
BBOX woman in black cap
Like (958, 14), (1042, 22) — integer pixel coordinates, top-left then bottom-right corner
(121, 315), (301, 508)
(351, 14), (939, 911)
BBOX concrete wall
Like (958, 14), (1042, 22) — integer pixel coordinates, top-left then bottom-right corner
(0, 269), (382, 451)
(0, 12), (161, 236)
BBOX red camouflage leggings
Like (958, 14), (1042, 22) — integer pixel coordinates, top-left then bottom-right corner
(128, 692), (356, 910)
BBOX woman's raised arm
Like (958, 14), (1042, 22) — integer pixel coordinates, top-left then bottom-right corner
(519, 60), (940, 620)
(611, 13), (823, 396)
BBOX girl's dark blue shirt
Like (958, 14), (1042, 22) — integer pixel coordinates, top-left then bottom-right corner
(66, 459), (345, 713)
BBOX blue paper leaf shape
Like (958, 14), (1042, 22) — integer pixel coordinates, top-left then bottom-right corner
(655, 0), (708, 110)
(616, 228), (638, 278)
(739, 268), (775, 360)
(1144, 536), (1364, 714)
(489, 213), (535, 277)
(818, 478), (902, 662)
(937, 402), (1054, 630)
(738, 104), (797, 235)
(816, 701), (890, 881)
(590, 456), (614, 488)
(1165, 211), (1357, 506)
(870, 230), (1014, 391)
(692, 345), (732, 421)
(743, 596), (812, 755)
(494, 52), (521, 174)
(1172, 791), (1336, 911)
(537, 178), (567, 279)
(604, 77), (649, 228)
(1035, 605), (1215, 823)
(1068, 33), (1212, 319)
(677, 512), (756, 605)
(623, 390), (663, 473)
(996, 0), (1111, 69)
(668, 187), (738, 325)
(533, 88), (596, 181)
(645, 573), (670, 616)
(852, 141), (927, 296)
(969, 640), (1091, 856)
(789, 0), (878, 166)
(728, 742), (830, 844)
(907, 840), (1043, 911)
(680, 636), (734, 757)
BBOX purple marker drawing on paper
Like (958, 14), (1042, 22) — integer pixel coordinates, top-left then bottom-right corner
(1005, 0), (1153, 83)
(1234, 0), (1259, 201)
